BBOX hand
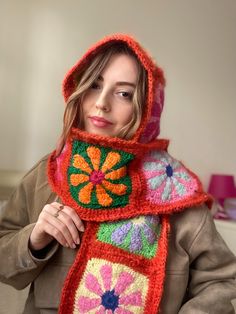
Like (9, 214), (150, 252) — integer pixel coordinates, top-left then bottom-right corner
(29, 202), (85, 251)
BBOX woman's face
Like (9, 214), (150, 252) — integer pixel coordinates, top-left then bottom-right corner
(81, 53), (138, 138)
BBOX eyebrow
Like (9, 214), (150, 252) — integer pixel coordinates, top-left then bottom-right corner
(97, 75), (136, 88)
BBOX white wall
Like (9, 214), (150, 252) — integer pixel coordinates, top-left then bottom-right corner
(0, 0), (235, 189)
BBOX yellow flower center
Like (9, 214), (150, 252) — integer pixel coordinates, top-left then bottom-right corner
(132, 216), (146, 226)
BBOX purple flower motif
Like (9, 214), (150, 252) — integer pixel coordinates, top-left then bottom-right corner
(130, 225), (142, 251)
(143, 223), (156, 243)
(111, 215), (160, 253)
(111, 222), (132, 245)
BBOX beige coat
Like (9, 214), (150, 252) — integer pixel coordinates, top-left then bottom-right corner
(0, 156), (236, 314)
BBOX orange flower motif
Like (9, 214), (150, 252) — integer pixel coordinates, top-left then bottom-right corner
(70, 146), (128, 207)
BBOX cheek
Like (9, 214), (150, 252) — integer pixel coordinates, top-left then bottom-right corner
(120, 106), (134, 124)
(81, 96), (92, 113)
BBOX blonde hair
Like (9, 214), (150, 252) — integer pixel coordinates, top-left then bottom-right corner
(56, 42), (147, 155)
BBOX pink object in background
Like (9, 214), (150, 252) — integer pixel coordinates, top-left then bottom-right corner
(224, 198), (236, 220)
(208, 174), (236, 206)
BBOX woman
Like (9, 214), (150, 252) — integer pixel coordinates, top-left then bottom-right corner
(0, 34), (235, 314)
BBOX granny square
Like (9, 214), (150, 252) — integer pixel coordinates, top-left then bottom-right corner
(97, 215), (161, 259)
(74, 258), (149, 313)
(68, 141), (134, 209)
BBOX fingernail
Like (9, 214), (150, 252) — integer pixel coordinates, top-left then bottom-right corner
(72, 243), (76, 249)
(65, 243), (69, 248)
(76, 238), (80, 245)
(80, 225), (85, 232)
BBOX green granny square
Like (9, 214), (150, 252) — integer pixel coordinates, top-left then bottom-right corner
(97, 215), (161, 259)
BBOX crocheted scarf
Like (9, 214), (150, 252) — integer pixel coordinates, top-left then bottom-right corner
(47, 129), (211, 314)
(47, 33), (212, 314)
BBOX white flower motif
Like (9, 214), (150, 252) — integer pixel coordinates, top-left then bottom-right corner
(143, 151), (197, 203)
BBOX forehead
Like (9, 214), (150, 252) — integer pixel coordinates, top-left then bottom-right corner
(100, 54), (138, 83)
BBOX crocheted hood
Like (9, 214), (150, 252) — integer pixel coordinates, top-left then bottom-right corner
(62, 33), (165, 144)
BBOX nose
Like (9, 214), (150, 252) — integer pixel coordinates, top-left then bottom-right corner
(95, 92), (110, 112)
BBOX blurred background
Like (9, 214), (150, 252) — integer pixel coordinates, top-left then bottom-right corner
(0, 1), (236, 312)
(0, 0), (236, 188)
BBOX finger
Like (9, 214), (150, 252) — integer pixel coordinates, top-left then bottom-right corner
(50, 201), (63, 208)
(38, 220), (69, 248)
(42, 203), (84, 244)
(50, 203), (85, 232)
(50, 202), (64, 214)
(34, 220), (69, 250)
(56, 211), (81, 245)
(43, 211), (76, 249)
(62, 206), (85, 232)
(42, 203), (61, 216)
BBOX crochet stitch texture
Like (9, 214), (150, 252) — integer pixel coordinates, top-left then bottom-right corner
(47, 34), (212, 314)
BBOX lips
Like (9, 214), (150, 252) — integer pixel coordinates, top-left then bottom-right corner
(89, 116), (113, 128)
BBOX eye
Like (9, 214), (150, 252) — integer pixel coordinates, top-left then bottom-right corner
(90, 82), (100, 89)
(119, 91), (133, 100)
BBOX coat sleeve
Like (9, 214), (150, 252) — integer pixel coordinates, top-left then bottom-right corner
(179, 207), (236, 314)
(0, 158), (59, 290)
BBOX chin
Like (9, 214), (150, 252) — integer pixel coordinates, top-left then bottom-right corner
(84, 122), (117, 138)
(84, 127), (114, 138)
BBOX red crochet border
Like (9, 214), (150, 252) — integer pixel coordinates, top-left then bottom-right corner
(58, 215), (170, 314)
(69, 128), (169, 156)
(47, 138), (212, 222)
